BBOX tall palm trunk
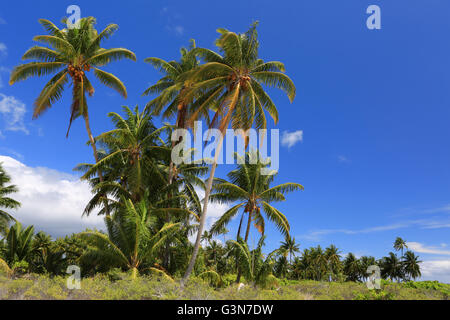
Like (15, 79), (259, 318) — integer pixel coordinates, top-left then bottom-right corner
(181, 135), (224, 285)
(182, 85), (240, 285)
(237, 208), (253, 283)
(83, 113), (110, 217)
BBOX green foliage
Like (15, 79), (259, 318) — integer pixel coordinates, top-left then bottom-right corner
(0, 275), (446, 300)
(353, 290), (395, 300)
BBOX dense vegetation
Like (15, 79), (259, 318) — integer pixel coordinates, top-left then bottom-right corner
(0, 16), (443, 300)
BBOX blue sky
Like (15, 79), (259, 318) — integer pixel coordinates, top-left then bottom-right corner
(0, 0), (450, 282)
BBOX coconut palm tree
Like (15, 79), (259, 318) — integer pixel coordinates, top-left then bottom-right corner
(402, 251), (421, 281)
(0, 164), (20, 235)
(230, 235), (278, 287)
(9, 18), (136, 215)
(325, 245), (342, 281)
(394, 237), (408, 256)
(209, 152), (303, 245)
(182, 22), (296, 283)
(280, 236), (300, 264)
(75, 105), (170, 210)
(381, 252), (404, 282)
(80, 198), (192, 279)
(143, 39), (200, 131)
(343, 253), (362, 282)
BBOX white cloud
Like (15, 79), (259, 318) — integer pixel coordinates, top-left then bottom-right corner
(0, 156), (104, 238)
(0, 93), (29, 135)
(0, 43), (6, 55)
(174, 26), (184, 36)
(281, 130), (303, 148)
(407, 242), (450, 256)
(420, 259), (450, 283)
(337, 155), (350, 163)
(0, 18), (6, 25)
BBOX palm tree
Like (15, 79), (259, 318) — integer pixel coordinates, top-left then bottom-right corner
(381, 252), (403, 282)
(343, 253), (362, 282)
(280, 236), (300, 265)
(10, 18), (136, 215)
(359, 256), (377, 282)
(230, 236), (278, 287)
(75, 105), (170, 210)
(3, 222), (35, 266)
(209, 152), (302, 282)
(80, 198), (190, 279)
(402, 251), (421, 281)
(143, 39), (200, 131)
(210, 152), (303, 245)
(182, 22), (296, 283)
(325, 245), (342, 281)
(394, 237), (408, 256)
(0, 164), (20, 235)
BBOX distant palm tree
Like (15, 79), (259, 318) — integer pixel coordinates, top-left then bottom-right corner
(0, 164), (20, 235)
(280, 236), (300, 264)
(359, 256), (377, 281)
(343, 253), (362, 282)
(402, 251), (421, 281)
(325, 245), (342, 281)
(10, 18), (136, 216)
(381, 252), (404, 282)
(394, 237), (408, 256)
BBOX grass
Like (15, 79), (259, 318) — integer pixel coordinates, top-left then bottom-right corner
(0, 273), (448, 300)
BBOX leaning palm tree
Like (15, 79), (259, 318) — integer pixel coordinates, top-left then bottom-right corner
(182, 22), (296, 283)
(402, 251), (421, 281)
(9, 18), (136, 215)
(393, 237), (408, 256)
(0, 164), (20, 236)
(143, 39), (200, 131)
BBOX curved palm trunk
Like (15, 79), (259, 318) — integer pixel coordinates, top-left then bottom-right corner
(83, 113), (110, 217)
(182, 85), (240, 286)
(181, 126), (225, 285)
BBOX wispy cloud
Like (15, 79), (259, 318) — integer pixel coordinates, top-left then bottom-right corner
(299, 218), (450, 241)
(337, 155), (350, 163)
(160, 6), (185, 37)
(407, 242), (450, 256)
(0, 93), (29, 135)
(0, 17), (6, 25)
(0, 43), (7, 55)
(281, 130), (303, 148)
(173, 26), (184, 36)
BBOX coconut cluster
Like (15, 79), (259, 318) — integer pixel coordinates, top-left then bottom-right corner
(67, 64), (91, 81)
